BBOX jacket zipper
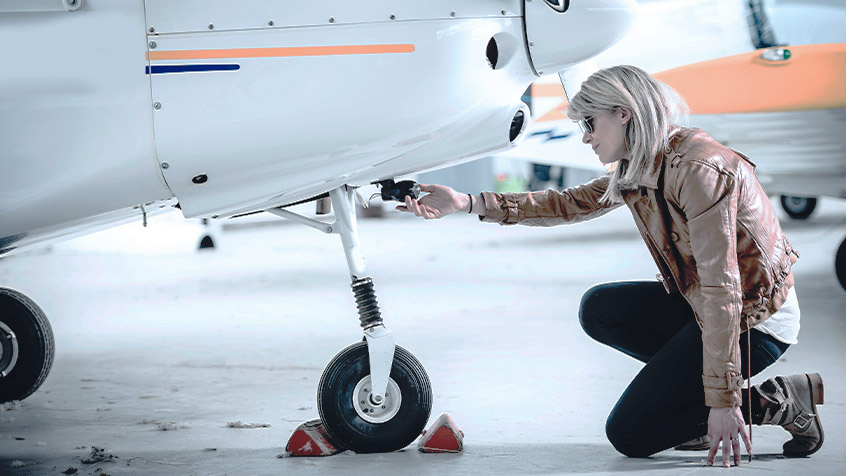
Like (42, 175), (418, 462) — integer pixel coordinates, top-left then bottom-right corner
(736, 220), (777, 302)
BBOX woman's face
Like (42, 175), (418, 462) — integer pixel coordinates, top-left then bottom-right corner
(581, 108), (631, 165)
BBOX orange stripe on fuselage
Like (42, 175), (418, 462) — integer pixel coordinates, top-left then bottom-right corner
(655, 43), (846, 114)
(146, 44), (415, 61)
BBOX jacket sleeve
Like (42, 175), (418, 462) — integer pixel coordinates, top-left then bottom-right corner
(479, 175), (622, 226)
(673, 160), (744, 408)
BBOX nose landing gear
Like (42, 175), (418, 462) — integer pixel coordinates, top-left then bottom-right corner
(267, 183), (432, 453)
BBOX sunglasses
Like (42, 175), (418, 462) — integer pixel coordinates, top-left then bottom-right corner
(577, 116), (595, 135)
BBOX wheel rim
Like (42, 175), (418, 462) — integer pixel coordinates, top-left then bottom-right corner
(352, 376), (402, 424)
(0, 322), (19, 378)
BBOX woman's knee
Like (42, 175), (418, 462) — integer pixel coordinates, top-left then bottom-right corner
(579, 283), (610, 340)
(605, 411), (654, 458)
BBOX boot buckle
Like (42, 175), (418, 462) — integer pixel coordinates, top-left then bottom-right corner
(793, 413), (814, 431)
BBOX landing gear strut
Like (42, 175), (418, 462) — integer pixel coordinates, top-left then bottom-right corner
(266, 184), (431, 452)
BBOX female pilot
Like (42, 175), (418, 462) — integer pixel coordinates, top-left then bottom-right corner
(398, 65), (823, 467)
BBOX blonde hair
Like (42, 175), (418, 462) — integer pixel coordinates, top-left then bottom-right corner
(566, 65), (689, 204)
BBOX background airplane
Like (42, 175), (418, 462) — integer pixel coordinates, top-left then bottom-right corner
(498, 0), (846, 291)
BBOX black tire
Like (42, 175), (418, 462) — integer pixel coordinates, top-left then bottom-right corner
(836, 236), (846, 292)
(317, 342), (431, 453)
(780, 195), (818, 220)
(0, 288), (54, 403)
(198, 235), (215, 250)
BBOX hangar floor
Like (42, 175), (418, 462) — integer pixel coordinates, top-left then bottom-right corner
(1, 197), (844, 475)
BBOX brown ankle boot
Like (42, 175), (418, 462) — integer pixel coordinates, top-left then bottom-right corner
(754, 372), (824, 457)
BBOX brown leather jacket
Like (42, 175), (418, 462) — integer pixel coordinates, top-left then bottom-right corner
(480, 127), (799, 408)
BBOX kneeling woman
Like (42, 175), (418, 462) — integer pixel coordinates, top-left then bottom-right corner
(398, 65), (823, 467)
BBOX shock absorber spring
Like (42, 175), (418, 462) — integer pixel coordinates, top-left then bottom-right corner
(351, 277), (383, 329)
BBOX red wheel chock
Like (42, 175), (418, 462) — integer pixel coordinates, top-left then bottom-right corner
(285, 419), (344, 457)
(417, 413), (464, 453)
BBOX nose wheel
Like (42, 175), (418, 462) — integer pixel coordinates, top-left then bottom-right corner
(318, 342), (432, 453)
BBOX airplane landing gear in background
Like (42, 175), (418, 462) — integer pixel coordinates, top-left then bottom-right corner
(836, 236), (846, 292)
(780, 195), (818, 220)
(267, 182), (432, 451)
(197, 217), (219, 251)
(0, 288), (54, 403)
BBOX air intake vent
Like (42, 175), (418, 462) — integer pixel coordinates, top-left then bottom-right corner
(509, 110), (525, 143)
(486, 37), (499, 69)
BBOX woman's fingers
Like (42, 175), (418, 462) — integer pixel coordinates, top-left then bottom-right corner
(423, 203), (442, 220)
(722, 433), (731, 467)
(404, 195), (441, 220)
(705, 434), (734, 468)
(706, 429), (749, 467)
(706, 434), (719, 466)
(405, 196), (423, 217)
(732, 437), (742, 466)
(400, 184), (460, 219)
(706, 407), (749, 467)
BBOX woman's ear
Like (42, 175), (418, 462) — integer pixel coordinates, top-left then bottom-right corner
(619, 107), (633, 126)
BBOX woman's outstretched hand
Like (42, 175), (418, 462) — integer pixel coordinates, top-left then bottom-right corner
(396, 183), (471, 219)
(706, 407), (752, 468)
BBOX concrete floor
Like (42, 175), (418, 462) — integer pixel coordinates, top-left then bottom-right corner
(1, 198), (844, 475)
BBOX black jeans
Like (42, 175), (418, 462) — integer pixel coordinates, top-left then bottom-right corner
(579, 281), (790, 457)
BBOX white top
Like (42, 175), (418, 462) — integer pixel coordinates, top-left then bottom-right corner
(755, 286), (800, 345)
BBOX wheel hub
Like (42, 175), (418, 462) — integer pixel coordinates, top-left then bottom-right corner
(784, 197), (809, 213)
(352, 376), (402, 424)
(0, 322), (19, 378)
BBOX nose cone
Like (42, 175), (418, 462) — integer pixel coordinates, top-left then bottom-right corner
(524, 0), (638, 76)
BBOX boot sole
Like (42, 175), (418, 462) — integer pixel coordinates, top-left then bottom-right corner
(674, 435), (710, 451)
(784, 372), (824, 458)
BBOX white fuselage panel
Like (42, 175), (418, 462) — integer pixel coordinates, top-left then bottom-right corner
(0, 1), (171, 252)
(145, 2), (535, 217)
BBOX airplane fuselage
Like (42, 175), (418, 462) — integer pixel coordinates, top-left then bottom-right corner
(1, 0), (533, 254)
(0, 0), (636, 256)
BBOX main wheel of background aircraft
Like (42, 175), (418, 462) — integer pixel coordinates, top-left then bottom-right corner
(0, 288), (54, 403)
(197, 234), (215, 250)
(780, 195), (818, 220)
(317, 342), (431, 453)
(836, 236), (846, 292)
